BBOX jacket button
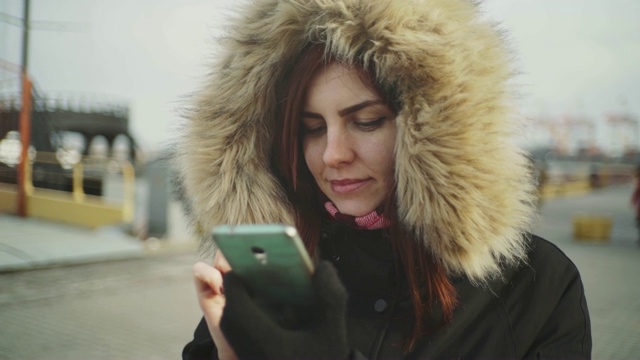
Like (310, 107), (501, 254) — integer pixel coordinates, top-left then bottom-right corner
(374, 299), (388, 313)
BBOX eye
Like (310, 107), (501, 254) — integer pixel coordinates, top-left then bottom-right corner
(354, 117), (386, 131)
(303, 125), (325, 135)
(301, 121), (326, 136)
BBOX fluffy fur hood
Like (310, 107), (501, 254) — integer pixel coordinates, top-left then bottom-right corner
(175, 0), (537, 282)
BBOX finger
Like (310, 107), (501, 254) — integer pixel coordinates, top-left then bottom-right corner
(213, 251), (232, 273)
(193, 261), (224, 295)
(199, 293), (238, 359)
(192, 263), (226, 334)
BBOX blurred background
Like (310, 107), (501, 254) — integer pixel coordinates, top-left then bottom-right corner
(0, 0), (639, 359)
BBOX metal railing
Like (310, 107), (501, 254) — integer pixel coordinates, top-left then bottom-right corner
(1, 151), (135, 226)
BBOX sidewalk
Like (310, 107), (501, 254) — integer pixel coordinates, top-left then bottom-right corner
(534, 182), (640, 359)
(0, 215), (145, 272)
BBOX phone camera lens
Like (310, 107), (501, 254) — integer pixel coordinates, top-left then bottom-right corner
(251, 246), (268, 265)
(251, 246), (266, 254)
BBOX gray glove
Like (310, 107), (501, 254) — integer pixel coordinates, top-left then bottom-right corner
(220, 261), (350, 360)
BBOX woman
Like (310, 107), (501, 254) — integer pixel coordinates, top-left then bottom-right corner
(177, 0), (591, 358)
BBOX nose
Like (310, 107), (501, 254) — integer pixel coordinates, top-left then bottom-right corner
(323, 128), (354, 167)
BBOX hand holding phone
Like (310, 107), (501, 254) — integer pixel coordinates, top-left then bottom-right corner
(211, 224), (315, 309)
(192, 260), (237, 360)
(220, 261), (350, 360)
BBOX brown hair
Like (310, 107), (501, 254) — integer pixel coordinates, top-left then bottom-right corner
(270, 44), (457, 353)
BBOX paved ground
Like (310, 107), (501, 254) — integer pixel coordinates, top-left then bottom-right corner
(0, 251), (203, 360)
(0, 216), (144, 271)
(533, 183), (640, 359)
(0, 183), (638, 359)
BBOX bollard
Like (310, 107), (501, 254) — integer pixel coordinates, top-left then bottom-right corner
(572, 215), (612, 242)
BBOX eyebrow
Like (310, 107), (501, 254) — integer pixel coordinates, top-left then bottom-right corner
(301, 99), (384, 119)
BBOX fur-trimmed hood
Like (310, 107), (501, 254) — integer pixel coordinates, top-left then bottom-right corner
(175, 0), (537, 282)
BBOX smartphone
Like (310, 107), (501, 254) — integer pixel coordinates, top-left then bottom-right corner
(212, 224), (315, 308)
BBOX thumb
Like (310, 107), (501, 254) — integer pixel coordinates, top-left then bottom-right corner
(221, 272), (285, 344)
(312, 261), (347, 322)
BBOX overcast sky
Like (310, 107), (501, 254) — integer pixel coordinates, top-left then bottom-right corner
(1, 0), (639, 153)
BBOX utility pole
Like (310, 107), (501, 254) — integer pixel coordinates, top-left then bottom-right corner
(17, 0), (32, 217)
(20, 0), (30, 73)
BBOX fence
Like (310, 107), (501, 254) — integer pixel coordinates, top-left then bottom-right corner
(0, 152), (134, 228)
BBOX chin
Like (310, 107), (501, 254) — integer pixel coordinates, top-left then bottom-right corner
(335, 202), (376, 217)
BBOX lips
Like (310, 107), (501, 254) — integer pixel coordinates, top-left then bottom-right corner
(329, 178), (371, 194)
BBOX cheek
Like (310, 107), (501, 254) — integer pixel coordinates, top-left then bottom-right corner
(364, 134), (396, 178)
(303, 141), (323, 176)
(378, 149), (396, 180)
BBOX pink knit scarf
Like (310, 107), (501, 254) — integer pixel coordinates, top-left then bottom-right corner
(323, 201), (391, 230)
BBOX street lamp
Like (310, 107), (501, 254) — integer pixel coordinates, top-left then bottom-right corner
(0, 131), (36, 167)
(56, 146), (82, 170)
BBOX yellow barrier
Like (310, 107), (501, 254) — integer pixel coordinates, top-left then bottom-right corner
(27, 187), (127, 228)
(572, 215), (612, 242)
(539, 164), (635, 201)
(0, 183), (18, 213)
(541, 179), (592, 199)
(1, 156), (135, 229)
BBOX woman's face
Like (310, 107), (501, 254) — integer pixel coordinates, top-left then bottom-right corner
(301, 62), (397, 216)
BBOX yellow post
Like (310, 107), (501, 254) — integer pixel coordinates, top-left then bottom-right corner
(120, 160), (135, 222)
(72, 162), (85, 202)
(25, 154), (34, 196)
